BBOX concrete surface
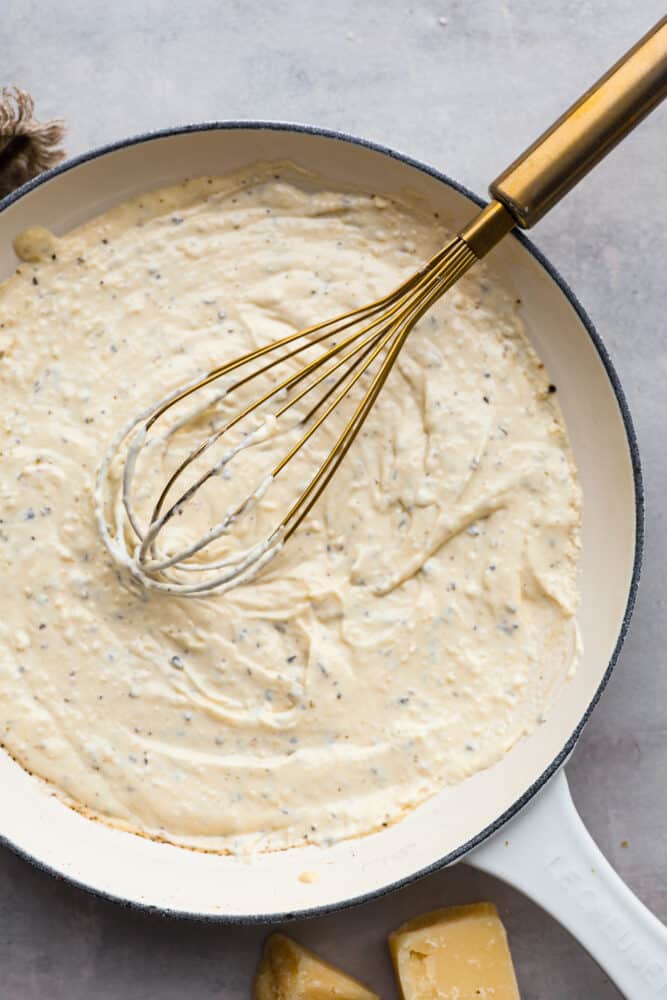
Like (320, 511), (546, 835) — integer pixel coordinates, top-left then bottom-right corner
(1, 1), (666, 997)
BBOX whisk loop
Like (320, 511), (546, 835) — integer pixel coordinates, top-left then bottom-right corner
(96, 231), (483, 596)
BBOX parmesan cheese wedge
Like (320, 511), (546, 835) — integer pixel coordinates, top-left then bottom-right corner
(254, 933), (379, 1000)
(389, 902), (520, 999)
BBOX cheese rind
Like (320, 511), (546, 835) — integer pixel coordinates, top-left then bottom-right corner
(254, 933), (380, 1000)
(389, 902), (520, 1000)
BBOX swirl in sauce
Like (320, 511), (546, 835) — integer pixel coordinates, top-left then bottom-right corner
(0, 164), (581, 852)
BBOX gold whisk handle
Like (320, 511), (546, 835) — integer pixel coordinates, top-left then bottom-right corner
(489, 15), (667, 229)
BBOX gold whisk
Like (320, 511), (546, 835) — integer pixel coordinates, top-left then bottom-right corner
(97, 17), (667, 596)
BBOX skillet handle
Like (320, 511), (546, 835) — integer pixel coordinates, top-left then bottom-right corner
(467, 771), (667, 998)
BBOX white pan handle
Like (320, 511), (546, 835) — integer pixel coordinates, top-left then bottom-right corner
(467, 770), (667, 999)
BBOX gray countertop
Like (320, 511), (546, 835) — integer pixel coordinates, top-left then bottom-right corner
(1, 2), (666, 997)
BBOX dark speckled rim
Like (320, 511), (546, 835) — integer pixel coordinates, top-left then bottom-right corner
(0, 120), (644, 924)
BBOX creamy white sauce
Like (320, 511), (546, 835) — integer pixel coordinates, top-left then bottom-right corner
(0, 164), (581, 852)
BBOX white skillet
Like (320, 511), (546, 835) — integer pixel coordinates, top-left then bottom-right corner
(0, 124), (664, 997)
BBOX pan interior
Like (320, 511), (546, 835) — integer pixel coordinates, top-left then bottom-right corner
(0, 125), (638, 918)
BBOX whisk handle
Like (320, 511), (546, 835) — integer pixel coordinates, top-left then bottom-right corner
(489, 15), (667, 228)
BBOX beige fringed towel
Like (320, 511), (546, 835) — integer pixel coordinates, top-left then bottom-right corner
(0, 87), (66, 198)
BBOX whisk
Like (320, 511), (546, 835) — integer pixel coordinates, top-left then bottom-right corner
(97, 17), (667, 597)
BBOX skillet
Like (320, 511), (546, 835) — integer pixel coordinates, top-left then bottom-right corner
(0, 122), (662, 996)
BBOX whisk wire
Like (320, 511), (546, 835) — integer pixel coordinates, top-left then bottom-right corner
(280, 239), (478, 540)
